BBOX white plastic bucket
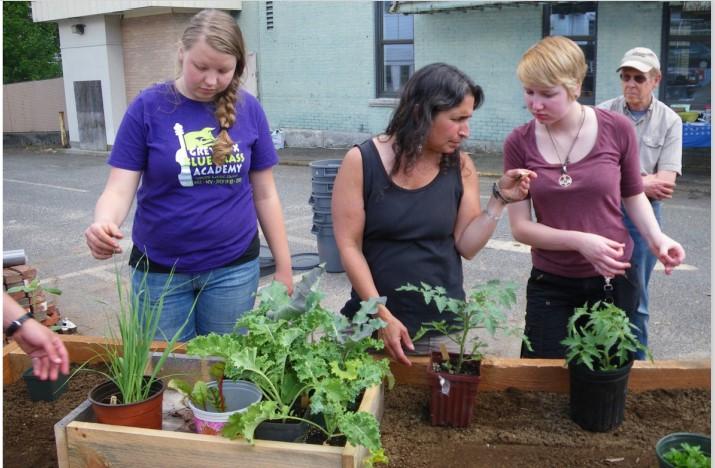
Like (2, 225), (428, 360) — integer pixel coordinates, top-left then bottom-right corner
(188, 380), (262, 435)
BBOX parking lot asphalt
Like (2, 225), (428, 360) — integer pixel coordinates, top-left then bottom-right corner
(3, 145), (711, 360)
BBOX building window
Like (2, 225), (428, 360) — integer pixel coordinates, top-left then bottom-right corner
(661, 2), (710, 110)
(543, 2), (597, 105)
(376, 2), (414, 97)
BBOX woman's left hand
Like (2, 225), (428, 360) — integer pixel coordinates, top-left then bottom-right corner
(497, 169), (537, 203)
(652, 234), (686, 275)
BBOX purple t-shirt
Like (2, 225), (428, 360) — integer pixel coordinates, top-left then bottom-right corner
(504, 107), (644, 278)
(109, 83), (279, 273)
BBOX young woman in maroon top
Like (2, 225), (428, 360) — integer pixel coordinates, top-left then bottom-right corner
(504, 36), (685, 359)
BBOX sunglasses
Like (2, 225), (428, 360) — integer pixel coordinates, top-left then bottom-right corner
(619, 73), (648, 84)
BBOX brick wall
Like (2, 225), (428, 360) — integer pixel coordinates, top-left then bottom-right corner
(121, 13), (192, 103)
(3, 78), (67, 133)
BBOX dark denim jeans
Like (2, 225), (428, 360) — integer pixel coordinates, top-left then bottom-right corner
(520, 267), (640, 359)
(622, 199), (662, 359)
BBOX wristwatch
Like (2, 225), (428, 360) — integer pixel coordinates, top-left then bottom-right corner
(4, 312), (33, 337)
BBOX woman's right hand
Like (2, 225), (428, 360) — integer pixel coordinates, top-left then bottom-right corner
(577, 232), (630, 277)
(377, 306), (415, 367)
(85, 222), (124, 259)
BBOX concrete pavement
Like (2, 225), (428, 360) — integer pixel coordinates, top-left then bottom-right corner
(3, 144), (710, 360)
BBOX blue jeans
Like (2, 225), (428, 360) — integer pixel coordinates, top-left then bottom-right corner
(130, 258), (260, 342)
(623, 200), (662, 359)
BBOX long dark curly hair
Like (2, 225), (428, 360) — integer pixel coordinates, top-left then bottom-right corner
(384, 63), (484, 176)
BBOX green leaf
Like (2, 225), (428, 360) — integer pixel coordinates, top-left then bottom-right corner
(167, 378), (192, 397)
(222, 400), (280, 442)
(398, 280), (524, 373)
(191, 381), (210, 409)
(339, 411), (382, 451)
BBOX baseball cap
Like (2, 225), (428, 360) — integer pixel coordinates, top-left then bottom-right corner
(617, 47), (660, 73)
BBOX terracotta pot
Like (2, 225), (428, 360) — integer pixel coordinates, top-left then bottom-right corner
(89, 377), (166, 429)
(427, 351), (481, 427)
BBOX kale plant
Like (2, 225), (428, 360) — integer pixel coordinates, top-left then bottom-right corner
(185, 266), (392, 466)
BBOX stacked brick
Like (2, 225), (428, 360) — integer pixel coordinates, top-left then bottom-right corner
(3, 265), (61, 327)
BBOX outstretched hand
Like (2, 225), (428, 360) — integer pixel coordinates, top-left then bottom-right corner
(377, 307), (414, 366)
(13, 319), (70, 381)
(497, 169), (537, 203)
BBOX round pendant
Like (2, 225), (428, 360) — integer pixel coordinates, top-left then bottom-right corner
(558, 173), (573, 187)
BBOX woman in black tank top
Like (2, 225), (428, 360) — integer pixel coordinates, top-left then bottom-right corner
(332, 63), (536, 366)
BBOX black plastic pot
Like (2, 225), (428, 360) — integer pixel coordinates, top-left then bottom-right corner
(22, 367), (68, 401)
(254, 417), (309, 442)
(655, 432), (711, 468)
(569, 361), (632, 432)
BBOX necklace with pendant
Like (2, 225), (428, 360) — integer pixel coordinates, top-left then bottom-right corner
(545, 105), (586, 188)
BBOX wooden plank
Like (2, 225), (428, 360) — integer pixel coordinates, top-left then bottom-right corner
(388, 356), (711, 393)
(3, 341), (30, 384)
(5, 336), (710, 393)
(66, 421), (345, 468)
(628, 359), (711, 393)
(55, 399), (94, 468)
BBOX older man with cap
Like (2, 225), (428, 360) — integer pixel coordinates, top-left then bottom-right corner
(598, 47), (683, 359)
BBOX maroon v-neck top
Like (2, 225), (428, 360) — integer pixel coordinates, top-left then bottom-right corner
(504, 108), (644, 278)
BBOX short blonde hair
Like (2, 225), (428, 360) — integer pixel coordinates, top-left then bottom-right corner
(517, 36), (587, 100)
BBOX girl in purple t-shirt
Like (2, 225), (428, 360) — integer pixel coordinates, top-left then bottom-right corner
(504, 36), (685, 358)
(84, 10), (293, 341)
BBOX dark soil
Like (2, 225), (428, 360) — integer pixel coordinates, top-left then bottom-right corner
(381, 385), (711, 467)
(4, 373), (710, 468)
(3, 368), (106, 468)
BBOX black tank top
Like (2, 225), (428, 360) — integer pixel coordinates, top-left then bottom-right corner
(340, 139), (465, 338)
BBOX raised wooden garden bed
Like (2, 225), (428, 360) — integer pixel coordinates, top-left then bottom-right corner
(3, 336), (710, 468)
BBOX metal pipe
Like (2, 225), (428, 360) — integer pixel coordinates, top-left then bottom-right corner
(3, 250), (27, 268)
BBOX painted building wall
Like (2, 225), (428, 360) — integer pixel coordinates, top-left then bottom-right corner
(413, 4), (543, 149)
(240, 2), (679, 150)
(241, 2), (389, 146)
(58, 14), (126, 147)
(595, 2), (664, 103)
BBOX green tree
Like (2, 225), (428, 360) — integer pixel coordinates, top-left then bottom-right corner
(3, 1), (62, 84)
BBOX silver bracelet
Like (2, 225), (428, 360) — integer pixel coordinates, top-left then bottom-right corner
(484, 206), (501, 222)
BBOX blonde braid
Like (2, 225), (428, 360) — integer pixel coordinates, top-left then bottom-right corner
(212, 75), (240, 166)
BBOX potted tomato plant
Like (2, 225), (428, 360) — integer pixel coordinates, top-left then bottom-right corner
(561, 301), (651, 432)
(185, 266), (392, 465)
(398, 280), (530, 427)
